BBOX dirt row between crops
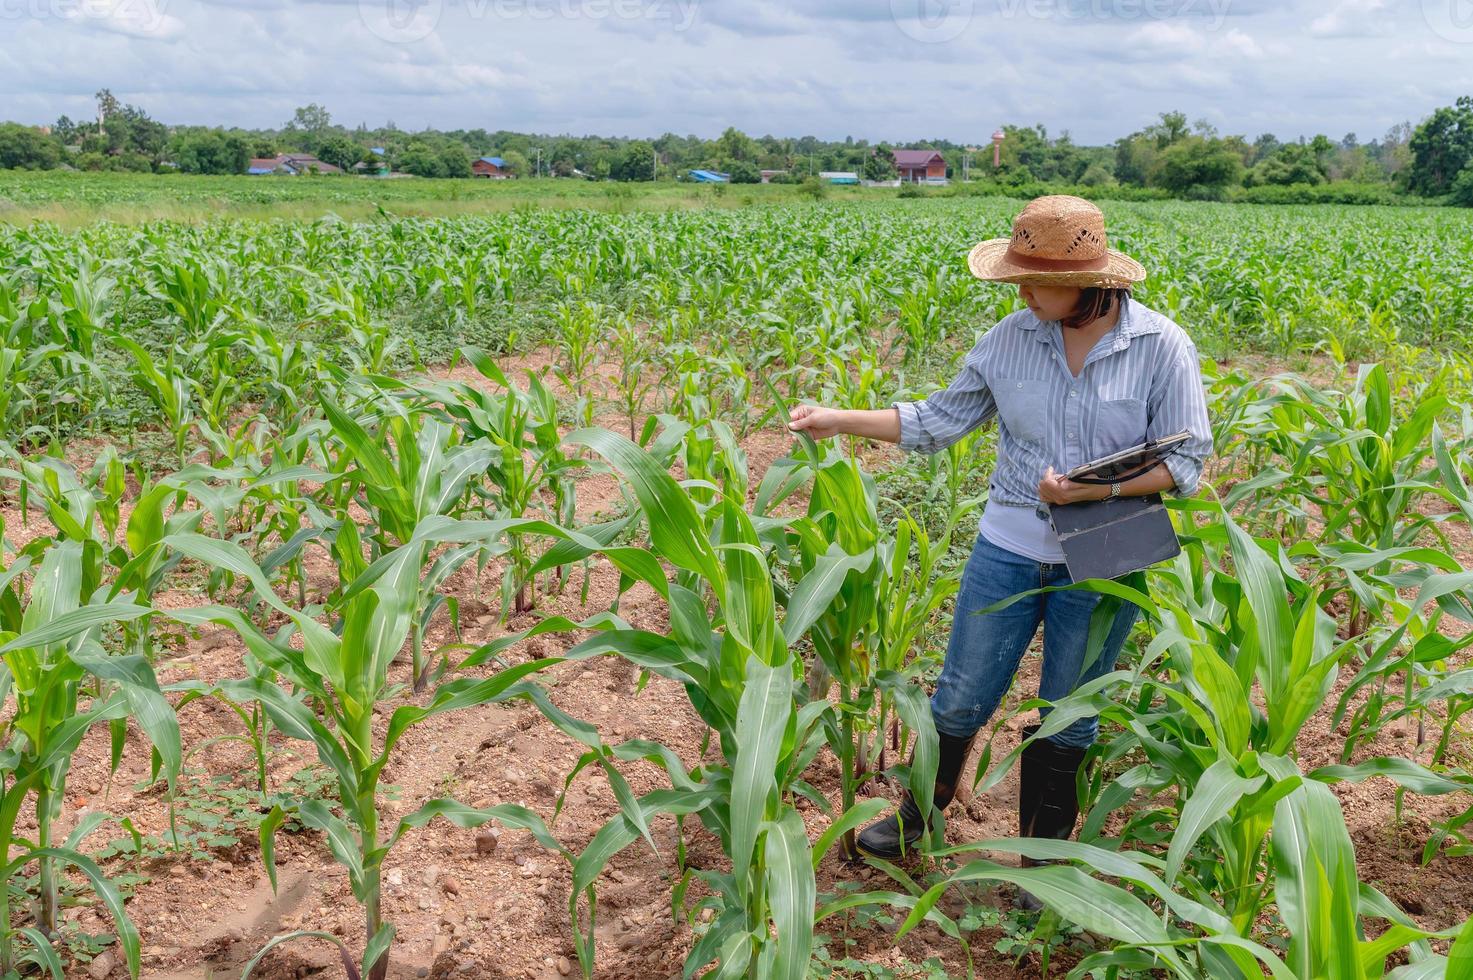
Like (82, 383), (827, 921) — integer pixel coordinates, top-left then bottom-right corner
(5, 349), (1473, 979)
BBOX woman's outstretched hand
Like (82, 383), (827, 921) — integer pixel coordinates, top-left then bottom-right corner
(787, 404), (846, 440)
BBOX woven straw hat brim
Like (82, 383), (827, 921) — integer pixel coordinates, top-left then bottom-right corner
(967, 238), (1147, 288)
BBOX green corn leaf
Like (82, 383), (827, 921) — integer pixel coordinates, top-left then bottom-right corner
(781, 546), (873, 643)
(0, 600), (151, 656)
(361, 922), (396, 977)
(730, 655), (793, 883)
(259, 805), (287, 893)
(295, 799), (370, 901)
(241, 931), (358, 980)
(1, 847), (140, 979)
(567, 427), (723, 587)
(16, 927), (64, 980)
(762, 810), (815, 980)
(1225, 516), (1294, 706)
(1166, 759), (1265, 885)
(811, 798), (888, 869)
(949, 860), (1180, 955)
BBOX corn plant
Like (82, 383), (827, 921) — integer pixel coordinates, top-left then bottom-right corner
(415, 348), (584, 617)
(160, 523), (568, 980)
(317, 391), (495, 688)
(947, 502), (1473, 976)
(0, 542), (180, 975)
(513, 428), (955, 978)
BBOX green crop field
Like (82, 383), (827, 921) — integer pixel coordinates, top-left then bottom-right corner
(2, 179), (1473, 979)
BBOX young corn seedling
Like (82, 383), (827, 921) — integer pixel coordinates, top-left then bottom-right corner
(0, 541), (180, 975)
(317, 390), (495, 689)
(160, 522), (569, 980)
(515, 428), (953, 979)
(415, 347), (584, 617)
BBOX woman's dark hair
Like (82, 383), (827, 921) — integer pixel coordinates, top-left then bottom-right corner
(1060, 287), (1132, 331)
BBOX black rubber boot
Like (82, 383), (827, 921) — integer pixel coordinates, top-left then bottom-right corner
(856, 730), (976, 859)
(1016, 723), (1090, 911)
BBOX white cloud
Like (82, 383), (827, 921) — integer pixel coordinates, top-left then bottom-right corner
(0, 0), (1466, 145)
(1126, 20), (1207, 55)
(1309, 0), (1393, 38)
(1221, 27), (1265, 59)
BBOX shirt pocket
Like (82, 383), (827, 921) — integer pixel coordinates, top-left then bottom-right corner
(1094, 397), (1146, 455)
(994, 378), (1049, 445)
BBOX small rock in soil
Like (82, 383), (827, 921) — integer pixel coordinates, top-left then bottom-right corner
(433, 933), (452, 956)
(442, 875), (461, 895)
(87, 950), (116, 979)
(475, 828), (500, 857)
(556, 956), (572, 976)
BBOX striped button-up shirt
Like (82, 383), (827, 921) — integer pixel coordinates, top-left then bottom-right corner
(892, 297), (1213, 508)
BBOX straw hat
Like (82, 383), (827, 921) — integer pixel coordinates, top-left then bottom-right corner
(968, 195), (1146, 288)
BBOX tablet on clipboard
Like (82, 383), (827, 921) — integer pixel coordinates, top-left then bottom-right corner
(1047, 431), (1192, 581)
(1065, 431), (1192, 484)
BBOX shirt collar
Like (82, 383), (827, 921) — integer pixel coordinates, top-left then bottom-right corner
(1019, 296), (1162, 349)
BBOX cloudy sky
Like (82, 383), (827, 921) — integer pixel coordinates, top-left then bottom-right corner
(2, 0), (1471, 144)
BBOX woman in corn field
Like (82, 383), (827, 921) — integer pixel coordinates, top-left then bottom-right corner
(788, 195), (1213, 906)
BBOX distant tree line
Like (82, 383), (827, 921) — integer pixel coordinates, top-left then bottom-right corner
(2, 92), (1472, 206)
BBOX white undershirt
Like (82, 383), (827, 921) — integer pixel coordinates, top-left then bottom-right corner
(978, 501), (1067, 564)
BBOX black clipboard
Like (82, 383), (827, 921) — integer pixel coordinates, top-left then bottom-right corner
(1046, 432), (1190, 581)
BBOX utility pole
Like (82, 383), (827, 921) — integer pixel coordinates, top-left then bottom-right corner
(535, 147), (542, 178)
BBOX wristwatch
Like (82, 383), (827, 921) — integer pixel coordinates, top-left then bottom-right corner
(1109, 482), (1122, 500)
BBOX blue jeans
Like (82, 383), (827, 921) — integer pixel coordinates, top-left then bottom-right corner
(930, 532), (1141, 749)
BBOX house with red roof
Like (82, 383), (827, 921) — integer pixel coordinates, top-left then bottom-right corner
(892, 149), (947, 183)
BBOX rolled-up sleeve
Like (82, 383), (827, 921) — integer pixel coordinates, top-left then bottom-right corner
(890, 345), (997, 454)
(1149, 345), (1213, 498)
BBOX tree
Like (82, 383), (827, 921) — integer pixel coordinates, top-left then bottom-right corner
(53, 115), (78, 145)
(288, 103), (333, 134)
(1245, 143), (1326, 187)
(317, 134), (366, 172)
(1452, 160), (1473, 207)
(862, 147), (895, 182)
(1144, 110), (1190, 149)
(0, 124), (62, 170)
(500, 149), (530, 177)
(728, 160), (761, 184)
(1407, 96), (1473, 196)
(612, 140), (655, 181)
(398, 141), (446, 178)
(715, 127), (757, 163)
(1113, 135), (1158, 187)
(1252, 133), (1282, 165)
(1153, 136), (1244, 194)
(168, 130), (250, 175)
(95, 89), (121, 126)
(438, 143), (471, 178)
